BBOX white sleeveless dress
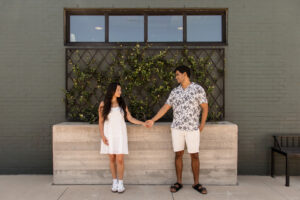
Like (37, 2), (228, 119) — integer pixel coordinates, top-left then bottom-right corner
(100, 107), (128, 154)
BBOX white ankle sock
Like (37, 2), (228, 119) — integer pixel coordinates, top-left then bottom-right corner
(113, 179), (118, 185)
(118, 180), (123, 185)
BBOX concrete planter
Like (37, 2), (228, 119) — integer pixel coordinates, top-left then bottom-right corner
(53, 122), (238, 185)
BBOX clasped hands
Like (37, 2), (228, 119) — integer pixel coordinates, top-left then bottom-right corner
(102, 119), (154, 145)
(141, 119), (154, 128)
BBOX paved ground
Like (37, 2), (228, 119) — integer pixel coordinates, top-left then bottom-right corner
(0, 175), (299, 200)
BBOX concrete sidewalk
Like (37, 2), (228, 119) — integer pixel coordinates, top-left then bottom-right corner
(0, 176), (299, 200)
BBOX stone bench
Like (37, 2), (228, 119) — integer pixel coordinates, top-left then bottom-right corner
(53, 122), (238, 185)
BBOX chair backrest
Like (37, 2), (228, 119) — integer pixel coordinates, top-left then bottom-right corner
(273, 135), (300, 149)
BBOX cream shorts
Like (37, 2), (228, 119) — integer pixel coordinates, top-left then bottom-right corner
(171, 128), (200, 153)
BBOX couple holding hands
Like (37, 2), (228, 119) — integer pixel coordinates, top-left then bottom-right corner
(98, 65), (208, 194)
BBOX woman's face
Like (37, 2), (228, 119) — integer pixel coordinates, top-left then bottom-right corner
(114, 85), (122, 98)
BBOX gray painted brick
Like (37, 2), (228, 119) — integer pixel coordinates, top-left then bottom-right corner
(1, 0), (300, 175)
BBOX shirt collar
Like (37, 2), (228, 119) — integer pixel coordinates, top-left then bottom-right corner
(180, 82), (193, 91)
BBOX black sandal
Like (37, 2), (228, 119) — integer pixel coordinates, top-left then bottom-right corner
(192, 184), (207, 194)
(170, 182), (183, 193)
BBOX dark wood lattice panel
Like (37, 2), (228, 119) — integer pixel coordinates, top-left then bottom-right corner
(65, 47), (225, 121)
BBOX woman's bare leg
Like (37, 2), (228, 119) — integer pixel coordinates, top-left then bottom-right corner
(116, 154), (124, 180)
(109, 154), (117, 179)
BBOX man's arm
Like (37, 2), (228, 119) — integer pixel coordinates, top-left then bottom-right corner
(146, 104), (171, 127)
(199, 103), (208, 132)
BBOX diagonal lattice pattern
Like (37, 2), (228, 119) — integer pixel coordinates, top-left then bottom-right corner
(65, 47), (224, 122)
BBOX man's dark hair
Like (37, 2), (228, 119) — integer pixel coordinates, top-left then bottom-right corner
(174, 65), (191, 78)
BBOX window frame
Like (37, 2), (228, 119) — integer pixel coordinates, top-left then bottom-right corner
(64, 8), (228, 46)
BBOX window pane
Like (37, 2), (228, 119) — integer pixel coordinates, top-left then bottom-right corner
(109, 16), (144, 42)
(148, 16), (183, 42)
(187, 15), (222, 42)
(70, 15), (105, 42)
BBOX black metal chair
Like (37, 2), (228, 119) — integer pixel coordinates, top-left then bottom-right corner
(271, 135), (300, 186)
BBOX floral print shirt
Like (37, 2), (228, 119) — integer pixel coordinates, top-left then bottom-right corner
(166, 82), (208, 131)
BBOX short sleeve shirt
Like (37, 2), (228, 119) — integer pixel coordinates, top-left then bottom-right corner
(166, 82), (208, 131)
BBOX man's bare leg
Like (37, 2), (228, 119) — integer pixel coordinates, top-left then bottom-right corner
(170, 150), (184, 192)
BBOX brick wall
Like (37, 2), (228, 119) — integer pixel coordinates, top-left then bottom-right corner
(0, 0), (299, 174)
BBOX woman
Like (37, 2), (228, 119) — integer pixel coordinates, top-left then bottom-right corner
(98, 82), (146, 193)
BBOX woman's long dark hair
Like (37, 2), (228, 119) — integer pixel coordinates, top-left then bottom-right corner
(102, 82), (127, 121)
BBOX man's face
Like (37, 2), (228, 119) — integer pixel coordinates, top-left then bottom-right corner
(175, 70), (186, 83)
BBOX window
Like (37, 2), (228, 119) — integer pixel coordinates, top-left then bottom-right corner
(65, 9), (227, 45)
(148, 16), (183, 42)
(187, 15), (222, 42)
(70, 15), (105, 42)
(109, 16), (144, 42)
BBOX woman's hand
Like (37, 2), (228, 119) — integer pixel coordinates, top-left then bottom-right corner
(141, 122), (147, 127)
(102, 136), (109, 145)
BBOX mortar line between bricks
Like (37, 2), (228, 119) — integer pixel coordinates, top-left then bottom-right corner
(57, 187), (69, 200)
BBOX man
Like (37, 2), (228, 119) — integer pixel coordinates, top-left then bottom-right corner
(146, 65), (208, 194)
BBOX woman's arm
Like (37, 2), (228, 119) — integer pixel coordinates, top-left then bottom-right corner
(98, 101), (108, 145)
(125, 107), (146, 126)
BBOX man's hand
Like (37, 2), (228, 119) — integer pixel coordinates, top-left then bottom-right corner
(145, 120), (154, 128)
(199, 124), (205, 132)
(145, 104), (171, 128)
(102, 136), (109, 145)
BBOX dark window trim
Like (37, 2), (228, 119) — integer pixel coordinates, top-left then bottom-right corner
(64, 8), (228, 46)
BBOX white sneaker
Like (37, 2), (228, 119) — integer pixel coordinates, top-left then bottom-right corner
(111, 182), (118, 193)
(117, 183), (126, 193)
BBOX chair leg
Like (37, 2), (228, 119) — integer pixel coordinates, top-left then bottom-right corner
(271, 150), (274, 177)
(285, 155), (289, 187)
